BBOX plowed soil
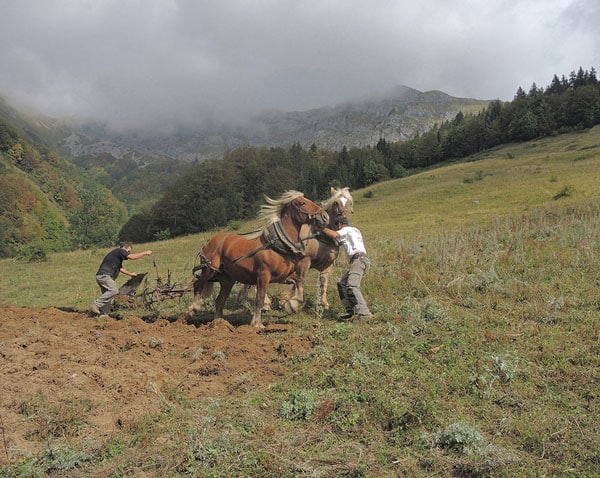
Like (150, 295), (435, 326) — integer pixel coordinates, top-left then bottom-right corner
(0, 305), (312, 456)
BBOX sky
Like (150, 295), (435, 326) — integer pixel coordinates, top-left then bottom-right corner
(1, 0), (598, 130)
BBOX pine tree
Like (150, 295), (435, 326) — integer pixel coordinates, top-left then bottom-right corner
(546, 74), (565, 95)
(529, 83), (541, 97)
(514, 86), (527, 100)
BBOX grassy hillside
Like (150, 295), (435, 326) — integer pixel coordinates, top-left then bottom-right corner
(1, 127), (599, 476)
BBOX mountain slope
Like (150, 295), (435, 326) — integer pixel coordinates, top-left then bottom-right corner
(0, 110), (128, 257)
(54, 85), (489, 162)
(246, 86), (488, 151)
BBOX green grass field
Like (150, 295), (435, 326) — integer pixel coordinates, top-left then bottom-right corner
(1, 126), (600, 476)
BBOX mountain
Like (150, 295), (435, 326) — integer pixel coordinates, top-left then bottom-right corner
(52, 85), (489, 162)
(244, 86), (489, 151)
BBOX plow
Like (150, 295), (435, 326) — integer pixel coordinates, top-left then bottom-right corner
(118, 259), (192, 310)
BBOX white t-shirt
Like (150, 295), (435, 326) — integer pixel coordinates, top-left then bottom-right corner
(336, 226), (367, 257)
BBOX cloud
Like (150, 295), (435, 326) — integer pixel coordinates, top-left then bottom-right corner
(0, 0), (598, 129)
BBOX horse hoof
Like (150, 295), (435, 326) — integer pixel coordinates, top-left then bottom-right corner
(283, 298), (299, 314)
(187, 305), (200, 317)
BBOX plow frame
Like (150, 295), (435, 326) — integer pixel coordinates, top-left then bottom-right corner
(118, 259), (193, 310)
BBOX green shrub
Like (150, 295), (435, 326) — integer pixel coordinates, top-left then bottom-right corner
(16, 244), (48, 262)
(433, 422), (485, 454)
(422, 298), (448, 321)
(279, 389), (319, 421)
(553, 185), (574, 200)
(153, 228), (171, 241)
(486, 354), (517, 384)
(39, 446), (90, 473)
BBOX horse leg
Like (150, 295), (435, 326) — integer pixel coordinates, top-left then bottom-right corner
(237, 284), (251, 304)
(214, 276), (235, 320)
(263, 293), (272, 311)
(251, 273), (271, 328)
(319, 265), (334, 309)
(237, 284), (271, 311)
(281, 282), (298, 315)
(282, 257), (310, 314)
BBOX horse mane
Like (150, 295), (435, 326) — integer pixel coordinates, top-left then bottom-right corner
(242, 190), (305, 239)
(258, 190), (305, 225)
(322, 187), (353, 211)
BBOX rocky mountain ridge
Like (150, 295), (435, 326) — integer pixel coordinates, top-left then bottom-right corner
(54, 85), (489, 163)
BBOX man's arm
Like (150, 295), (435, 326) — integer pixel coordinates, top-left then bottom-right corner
(120, 267), (137, 277)
(320, 228), (340, 240)
(127, 250), (153, 260)
(121, 250), (152, 276)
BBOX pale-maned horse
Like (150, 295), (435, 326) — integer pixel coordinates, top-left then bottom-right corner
(282, 186), (354, 312)
(239, 186), (354, 313)
(187, 191), (329, 328)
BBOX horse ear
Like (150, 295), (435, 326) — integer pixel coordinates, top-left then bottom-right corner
(330, 186), (336, 195)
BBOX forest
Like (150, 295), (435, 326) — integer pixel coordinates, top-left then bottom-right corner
(120, 67), (600, 243)
(0, 119), (127, 258)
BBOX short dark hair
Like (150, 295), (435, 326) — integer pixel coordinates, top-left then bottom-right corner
(120, 242), (133, 249)
(335, 217), (349, 226)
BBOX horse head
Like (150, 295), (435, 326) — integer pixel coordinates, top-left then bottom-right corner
(323, 186), (354, 228)
(289, 194), (329, 229)
(259, 190), (329, 232)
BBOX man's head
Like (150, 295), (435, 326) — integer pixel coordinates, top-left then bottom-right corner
(335, 217), (349, 230)
(120, 242), (133, 253)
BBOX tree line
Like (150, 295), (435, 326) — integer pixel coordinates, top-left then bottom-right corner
(120, 67), (600, 243)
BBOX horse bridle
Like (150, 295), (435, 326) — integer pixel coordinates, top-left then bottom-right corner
(292, 198), (326, 222)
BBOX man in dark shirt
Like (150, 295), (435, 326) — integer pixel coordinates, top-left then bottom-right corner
(91, 242), (152, 317)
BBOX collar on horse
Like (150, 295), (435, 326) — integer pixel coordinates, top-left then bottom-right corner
(192, 220), (309, 276)
(229, 220), (307, 265)
(262, 220), (305, 256)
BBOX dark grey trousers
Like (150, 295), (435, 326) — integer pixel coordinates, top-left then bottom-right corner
(337, 255), (371, 316)
(93, 274), (119, 315)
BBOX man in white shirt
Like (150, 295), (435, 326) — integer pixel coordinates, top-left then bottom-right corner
(321, 217), (373, 320)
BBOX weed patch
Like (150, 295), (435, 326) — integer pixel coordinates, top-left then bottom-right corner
(19, 393), (92, 439)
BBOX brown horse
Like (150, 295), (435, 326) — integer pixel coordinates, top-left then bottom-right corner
(239, 186), (354, 313)
(188, 191), (329, 328)
(281, 186), (354, 312)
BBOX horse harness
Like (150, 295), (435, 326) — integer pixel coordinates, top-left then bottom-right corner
(192, 220), (318, 276)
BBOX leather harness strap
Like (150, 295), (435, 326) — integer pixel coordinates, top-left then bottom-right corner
(192, 221), (316, 276)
